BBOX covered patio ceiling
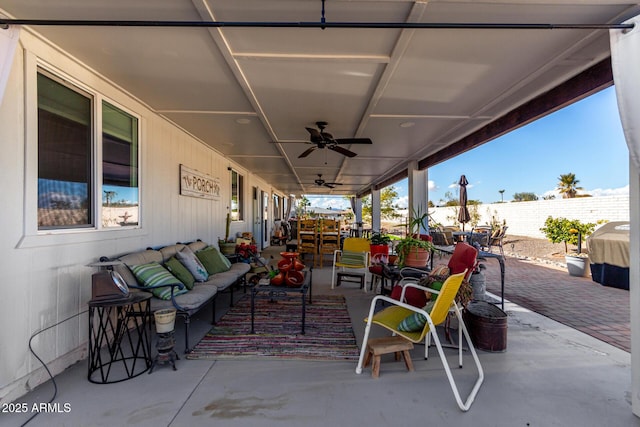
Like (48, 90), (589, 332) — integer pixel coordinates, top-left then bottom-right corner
(1, 0), (638, 197)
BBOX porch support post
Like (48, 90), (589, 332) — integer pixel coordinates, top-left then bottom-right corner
(371, 188), (381, 233)
(407, 161), (429, 234)
(351, 196), (363, 235)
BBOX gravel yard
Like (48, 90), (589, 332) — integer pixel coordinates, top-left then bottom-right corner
(501, 234), (582, 268)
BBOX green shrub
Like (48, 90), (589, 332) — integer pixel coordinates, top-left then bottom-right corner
(539, 216), (596, 253)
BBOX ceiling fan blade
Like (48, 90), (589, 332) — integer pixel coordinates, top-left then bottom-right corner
(329, 145), (357, 157)
(306, 127), (323, 143)
(335, 137), (373, 144)
(298, 146), (317, 158)
(326, 182), (343, 186)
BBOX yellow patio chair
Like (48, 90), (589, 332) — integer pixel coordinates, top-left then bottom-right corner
(331, 237), (371, 290)
(355, 270), (484, 412)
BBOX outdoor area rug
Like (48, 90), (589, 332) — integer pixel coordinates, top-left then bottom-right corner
(186, 294), (360, 361)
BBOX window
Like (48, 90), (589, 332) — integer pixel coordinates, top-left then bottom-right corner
(273, 194), (281, 220)
(231, 170), (244, 221)
(38, 73), (93, 229)
(37, 70), (140, 230)
(102, 102), (139, 227)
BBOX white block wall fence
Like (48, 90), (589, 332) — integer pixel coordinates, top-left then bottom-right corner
(428, 195), (630, 239)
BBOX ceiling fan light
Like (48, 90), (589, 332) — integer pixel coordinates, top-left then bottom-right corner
(399, 121), (415, 128)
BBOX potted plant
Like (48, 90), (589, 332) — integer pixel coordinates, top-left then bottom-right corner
(369, 230), (391, 261)
(219, 213), (236, 255)
(395, 207), (435, 268)
(540, 216), (596, 277)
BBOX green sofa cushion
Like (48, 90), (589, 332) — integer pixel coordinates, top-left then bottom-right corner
(165, 256), (196, 290)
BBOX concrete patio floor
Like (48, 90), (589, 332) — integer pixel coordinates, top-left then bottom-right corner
(4, 247), (638, 427)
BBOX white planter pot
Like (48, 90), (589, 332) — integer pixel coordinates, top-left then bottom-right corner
(565, 255), (589, 277)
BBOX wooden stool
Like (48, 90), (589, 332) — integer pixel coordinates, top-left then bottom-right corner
(336, 272), (365, 289)
(363, 336), (414, 378)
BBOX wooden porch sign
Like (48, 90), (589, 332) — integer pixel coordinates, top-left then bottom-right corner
(180, 164), (220, 200)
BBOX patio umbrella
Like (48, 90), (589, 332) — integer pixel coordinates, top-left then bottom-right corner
(458, 175), (471, 231)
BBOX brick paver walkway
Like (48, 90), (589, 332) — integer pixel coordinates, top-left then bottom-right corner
(480, 256), (630, 352)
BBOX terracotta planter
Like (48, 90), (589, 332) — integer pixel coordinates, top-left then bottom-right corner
(370, 244), (389, 260)
(402, 246), (431, 268)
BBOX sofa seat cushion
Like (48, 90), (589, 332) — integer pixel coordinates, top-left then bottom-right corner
(188, 240), (209, 253)
(204, 271), (238, 290)
(229, 262), (251, 277)
(159, 244), (187, 263)
(148, 284), (218, 312)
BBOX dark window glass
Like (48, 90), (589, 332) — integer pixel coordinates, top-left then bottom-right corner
(37, 73), (92, 229)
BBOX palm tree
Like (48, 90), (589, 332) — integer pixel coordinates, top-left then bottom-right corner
(557, 173), (583, 198)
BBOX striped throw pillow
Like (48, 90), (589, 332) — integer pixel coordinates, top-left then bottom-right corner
(340, 250), (366, 266)
(397, 312), (427, 332)
(130, 262), (188, 300)
(397, 301), (435, 332)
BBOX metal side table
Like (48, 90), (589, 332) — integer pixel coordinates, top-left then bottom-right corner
(88, 293), (152, 384)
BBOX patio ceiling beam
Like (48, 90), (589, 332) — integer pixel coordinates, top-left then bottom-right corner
(418, 57), (614, 170)
(0, 20), (634, 31)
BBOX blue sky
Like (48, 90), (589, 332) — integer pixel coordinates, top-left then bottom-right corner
(308, 85), (629, 208)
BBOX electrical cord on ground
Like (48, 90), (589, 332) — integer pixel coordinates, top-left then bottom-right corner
(20, 309), (88, 427)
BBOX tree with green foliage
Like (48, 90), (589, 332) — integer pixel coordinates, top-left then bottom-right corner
(295, 196), (310, 218)
(512, 192), (538, 202)
(557, 172), (583, 198)
(362, 186), (401, 223)
(540, 216), (596, 253)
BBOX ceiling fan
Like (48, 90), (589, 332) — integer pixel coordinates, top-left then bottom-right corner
(299, 121), (372, 159)
(312, 174), (343, 189)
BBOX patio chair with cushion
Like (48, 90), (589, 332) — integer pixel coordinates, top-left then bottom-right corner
(469, 226), (491, 251)
(355, 270), (484, 411)
(488, 225), (508, 257)
(447, 242), (478, 281)
(331, 237), (371, 290)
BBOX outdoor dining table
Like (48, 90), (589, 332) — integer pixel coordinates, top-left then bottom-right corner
(434, 245), (506, 310)
(452, 230), (490, 244)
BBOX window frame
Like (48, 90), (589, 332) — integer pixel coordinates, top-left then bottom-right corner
(101, 100), (140, 229)
(37, 70), (95, 230)
(230, 169), (244, 222)
(19, 57), (145, 248)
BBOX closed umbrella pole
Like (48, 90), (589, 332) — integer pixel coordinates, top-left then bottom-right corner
(458, 175), (471, 231)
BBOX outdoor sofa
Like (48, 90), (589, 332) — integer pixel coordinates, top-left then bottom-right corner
(104, 240), (251, 352)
